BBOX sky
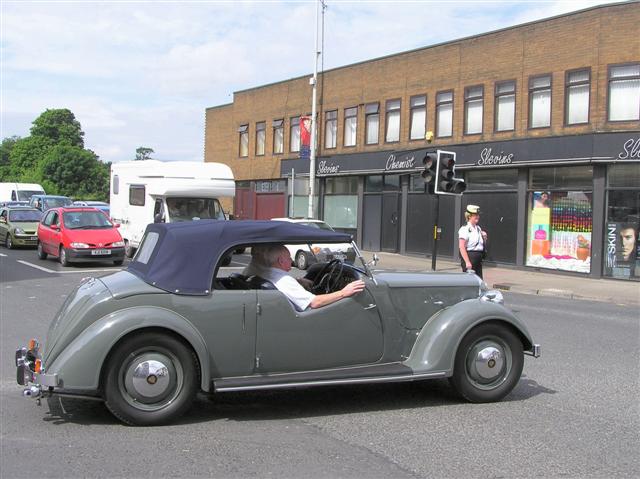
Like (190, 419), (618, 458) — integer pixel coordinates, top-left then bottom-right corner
(0, 0), (625, 164)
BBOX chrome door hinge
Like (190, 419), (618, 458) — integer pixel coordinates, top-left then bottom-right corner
(257, 303), (262, 315)
(255, 355), (261, 369)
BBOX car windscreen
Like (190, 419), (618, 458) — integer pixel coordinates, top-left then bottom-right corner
(9, 210), (42, 222)
(17, 190), (43, 201)
(45, 198), (73, 209)
(166, 197), (225, 222)
(63, 211), (113, 229)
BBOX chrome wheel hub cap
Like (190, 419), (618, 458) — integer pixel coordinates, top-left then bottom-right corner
(473, 345), (504, 380)
(122, 353), (180, 407)
(466, 339), (511, 389)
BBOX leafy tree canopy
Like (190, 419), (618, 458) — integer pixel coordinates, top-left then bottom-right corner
(3, 135), (54, 181)
(135, 146), (154, 161)
(31, 109), (84, 148)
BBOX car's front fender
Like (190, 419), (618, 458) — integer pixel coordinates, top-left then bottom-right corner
(44, 306), (211, 393)
(403, 299), (535, 375)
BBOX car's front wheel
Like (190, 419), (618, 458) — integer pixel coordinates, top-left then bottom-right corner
(103, 332), (199, 426)
(5, 234), (13, 249)
(124, 240), (136, 259)
(449, 322), (523, 403)
(295, 251), (310, 270)
(37, 242), (47, 259)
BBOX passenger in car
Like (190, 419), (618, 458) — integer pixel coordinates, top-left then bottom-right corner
(243, 244), (365, 311)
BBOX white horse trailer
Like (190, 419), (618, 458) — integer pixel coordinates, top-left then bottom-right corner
(110, 160), (235, 257)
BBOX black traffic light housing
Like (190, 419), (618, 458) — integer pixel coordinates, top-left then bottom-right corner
(421, 151), (438, 193)
(435, 150), (466, 195)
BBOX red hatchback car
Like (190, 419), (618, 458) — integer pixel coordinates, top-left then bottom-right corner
(37, 207), (125, 266)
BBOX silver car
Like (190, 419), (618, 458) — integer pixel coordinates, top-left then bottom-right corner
(16, 220), (540, 426)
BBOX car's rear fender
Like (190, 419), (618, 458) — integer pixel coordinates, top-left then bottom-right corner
(43, 306), (211, 392)
(403, 299), (535, 375)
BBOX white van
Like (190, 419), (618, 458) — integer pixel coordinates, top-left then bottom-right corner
(110, 160), (235, 257)
(0, 183), (45, 203)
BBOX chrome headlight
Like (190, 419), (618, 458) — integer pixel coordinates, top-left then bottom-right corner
(70, 242), (90, 249)
(15, 228), (25, 234)
(481, 289), (504, 304)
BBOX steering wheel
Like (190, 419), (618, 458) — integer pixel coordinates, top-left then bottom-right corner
(311, 259), (344, 294)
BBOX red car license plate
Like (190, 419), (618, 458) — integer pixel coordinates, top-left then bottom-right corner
(91, 249), (111, 255)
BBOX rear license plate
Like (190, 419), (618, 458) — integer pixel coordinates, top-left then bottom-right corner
(91, 249), (111, 255)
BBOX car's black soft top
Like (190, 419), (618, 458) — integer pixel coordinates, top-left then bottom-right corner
(127, 220), (352, 295)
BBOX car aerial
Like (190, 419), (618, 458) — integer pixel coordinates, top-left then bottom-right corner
(0, 206), (42, 248)
(36, 206), (125, 266)
(29, 194), (73, 212)
(16, 220), (540, 426)
(271, 217), (356, 269)
(72, 200), (110, 217)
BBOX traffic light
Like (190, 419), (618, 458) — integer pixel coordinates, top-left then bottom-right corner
(421, 151), (438, 193)
(435, 150), (466, 195)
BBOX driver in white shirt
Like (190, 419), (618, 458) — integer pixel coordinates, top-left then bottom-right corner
(243, 244), (365, 311)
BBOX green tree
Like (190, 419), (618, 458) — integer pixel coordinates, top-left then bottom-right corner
(135, 147), (154, 161)
(30, 109), (84, 147)
(0, 135), (21, 180)
(5, 135), (54, 181)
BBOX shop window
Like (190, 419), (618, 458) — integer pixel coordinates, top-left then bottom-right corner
(385, 99), (401, 143)
(255, 121), (266, 156)
(529, 75), (551, 128)
(344, 107), (357, 147)
(384, 174), (400, 191)
(608, 63), (640, 121)
(288, 178), (319, 218)
(238, 124), (249, 157)
(464, 85), (483, 135)
(526, 166), (593, 274)
(409, 173), (427, 192)
(326, 176), (358, 194)
(272, 119), (284, 154)
(325, 110), (337, 149)
(324, 177), (358, 229)
(290, 116), (300, 152)
(365, 175), (383, 192)
(365, 103), (379, 145)
(604, 164), (640, 280)
(464, 169), (518, 191)
(495, 80), (515, 132)
(565, 69), (590, 125)
(436, 90), (453, 138)
(409, 95), (426, 140)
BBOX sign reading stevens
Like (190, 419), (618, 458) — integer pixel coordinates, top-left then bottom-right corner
(617, 138), (640, 160)
(477, 147), (514, 166)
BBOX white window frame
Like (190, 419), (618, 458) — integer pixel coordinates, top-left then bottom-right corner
(464, 85), (484, 135)
(409, 95), (426, 140)
(385, 99), (401, 143)
(495, 80), (515, 132)
(325, 110), (337, 149)
(290, 116), (300, 152)
(365, 102), (379, 145)
(272, 119), (283, 154)
(255, 121), (266, 156)
(344, 107), (357, 147)
(436, 90), (453, 138)
(608, 63), (640, 122)
(529, 74), (552, 129)
(238, 124), (249, 157)
(565, 69), (590, 125)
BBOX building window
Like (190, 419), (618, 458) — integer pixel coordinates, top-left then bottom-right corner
(566, 69), (590, 125)
(255, 121), (266, 156)
(344, 107), (357, 147)
(272, 119), (283, 154)
(238, 124), (249, 157)
(608, 63), (640, 121)
(436, 90), (453, 138)
(129, 185), (145, 206)
(495, 80), (515, 132)
(409, 95), (426, 140)
(385, 99), (401, 143)
(464, 85), (483, 135)
(325, 110), (337, 149)
(529, 75), (551, 128)
(290, 116), (300, 152)
(324, 177), (358, 230)
(365, 103), (379, 145)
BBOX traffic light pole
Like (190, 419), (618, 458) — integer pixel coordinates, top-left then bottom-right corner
(431, 194), (440, 271)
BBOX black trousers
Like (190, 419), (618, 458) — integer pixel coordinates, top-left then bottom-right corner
(461, 250), (483, 279)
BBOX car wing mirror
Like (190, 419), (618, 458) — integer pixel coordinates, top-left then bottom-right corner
(114, 223), (121, 228)
(154, 213), (165, 224)
(366, 253), (380, 268)
(50, 224), (59, 230)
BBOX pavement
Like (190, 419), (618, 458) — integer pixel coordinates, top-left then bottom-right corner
(361, 250), (640, 307)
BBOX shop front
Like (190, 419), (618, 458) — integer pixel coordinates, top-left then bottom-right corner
(280, 131), (639, 280)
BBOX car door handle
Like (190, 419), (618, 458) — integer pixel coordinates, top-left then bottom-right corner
(433, 300), (444, 305)
(364, 303), (377, 310)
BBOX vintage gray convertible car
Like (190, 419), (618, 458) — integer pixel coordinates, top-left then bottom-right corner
(16, 220), (540, 426)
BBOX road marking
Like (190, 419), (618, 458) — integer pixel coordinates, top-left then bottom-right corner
(0, 253), (7, 257)
(16, 260), (120, 274)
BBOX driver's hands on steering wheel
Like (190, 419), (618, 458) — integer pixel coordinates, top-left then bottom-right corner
(340, 279), (365, 298)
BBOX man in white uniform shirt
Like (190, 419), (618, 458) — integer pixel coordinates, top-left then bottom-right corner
(458, 204), (488, 278)
(243, 244), (365, 311)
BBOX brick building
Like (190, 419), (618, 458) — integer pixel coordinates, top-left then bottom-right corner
(205, 1), (640, 280)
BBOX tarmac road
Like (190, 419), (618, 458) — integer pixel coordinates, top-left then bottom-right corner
(1, 247), (638, 478)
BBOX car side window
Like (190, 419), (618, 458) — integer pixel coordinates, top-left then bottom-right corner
(42, 211), (53, 226)
(0, 210), (7, 220)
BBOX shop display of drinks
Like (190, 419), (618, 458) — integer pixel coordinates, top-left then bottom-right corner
(550, 197), (592, 259)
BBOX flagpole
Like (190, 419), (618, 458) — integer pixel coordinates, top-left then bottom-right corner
(308, 0), (321, 219)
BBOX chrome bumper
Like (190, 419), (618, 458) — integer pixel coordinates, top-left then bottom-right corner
(15, 341), (58, 400)
(525, 343), (541, 358)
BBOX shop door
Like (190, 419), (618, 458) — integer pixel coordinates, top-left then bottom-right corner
(381, 193), (401, 252)
(463, 193), (517, 263)
(234, 188), (252, 220)
(255, 192), (286, 220)
(362, 195), (382, 251)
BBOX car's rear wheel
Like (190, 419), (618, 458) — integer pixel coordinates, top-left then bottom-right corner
(5, 234), (13, 249)
(449, 322), (523, 403)
(59, 246), (70, 267)
(37, 242), (47, 259)
(296, 251), (310, 270)
(103, 332), (199, 426)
